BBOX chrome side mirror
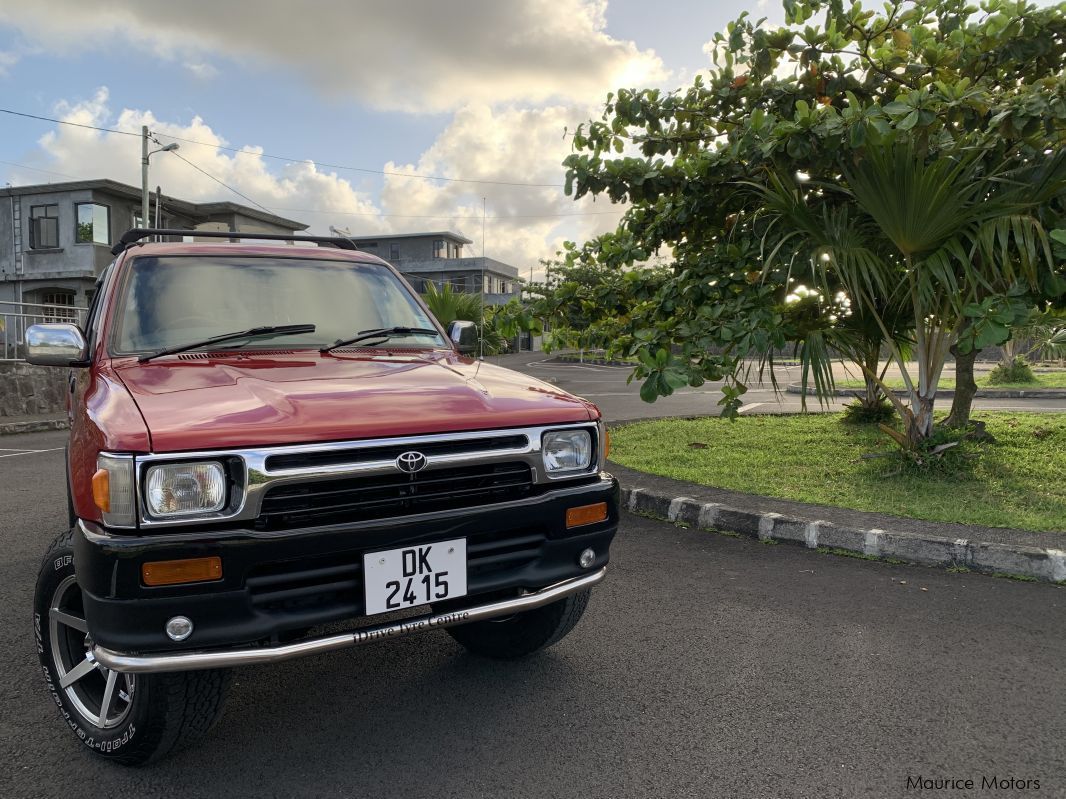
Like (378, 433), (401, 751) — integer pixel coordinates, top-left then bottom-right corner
(26, 323), (89, 367)
(447, 320), (478, 355)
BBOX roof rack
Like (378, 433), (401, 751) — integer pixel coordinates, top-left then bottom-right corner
(111, 228), (359, 256)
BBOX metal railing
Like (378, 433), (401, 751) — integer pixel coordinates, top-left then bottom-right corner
(0, 300), (88, 361)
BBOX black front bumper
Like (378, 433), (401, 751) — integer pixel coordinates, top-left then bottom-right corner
(75, 474), (619, 653)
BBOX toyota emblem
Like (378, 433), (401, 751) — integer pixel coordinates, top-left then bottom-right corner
(395, 451), (428, 474)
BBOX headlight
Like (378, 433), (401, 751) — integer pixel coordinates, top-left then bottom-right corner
(145, 461), (227, 518)
(542, 429), (593, 475)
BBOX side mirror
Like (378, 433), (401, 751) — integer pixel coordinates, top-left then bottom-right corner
(26, 323), (89, 367)
(447, 320), (478, 355)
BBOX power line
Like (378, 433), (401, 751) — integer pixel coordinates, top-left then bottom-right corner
(0, 107), (141, 138)
(166, 148), (274, 214)
(0, 106), (565, 189)
(0, 155), (623, 221)
(0, 159), (79, 180)
(272, 205), (621, 220)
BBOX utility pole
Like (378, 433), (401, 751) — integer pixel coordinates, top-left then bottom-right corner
(141, 128), (178, 234)
(141, 126), (150, 230)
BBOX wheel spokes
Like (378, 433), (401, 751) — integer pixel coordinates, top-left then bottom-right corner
(59, 655), (97, 689)
(97, 669), (118, 727)
(50, 608), (88, 634)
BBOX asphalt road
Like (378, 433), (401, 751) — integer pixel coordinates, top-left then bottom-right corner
(2, 429), (1063, 798)
(486, 352), (1066, 422)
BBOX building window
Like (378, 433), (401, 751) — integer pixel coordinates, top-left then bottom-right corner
(29, 205), (60, 249)
(433, 239), (445, 259)
(40, 290), (77, 322)
(390, 243), (400, 261)
(76, 203), (111, 245)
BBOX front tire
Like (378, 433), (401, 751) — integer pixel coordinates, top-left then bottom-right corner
(33, 529), (231, 765)
(445, 589), (592, 659)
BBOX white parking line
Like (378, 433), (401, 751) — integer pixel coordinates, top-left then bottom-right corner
(0, 447), (64, 459)
(737, 402), (766, 414)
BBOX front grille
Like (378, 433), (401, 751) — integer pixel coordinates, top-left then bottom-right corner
(245, 528), (547, 617)
(265, 434), (529, 472)
(256, 461), (534, 530)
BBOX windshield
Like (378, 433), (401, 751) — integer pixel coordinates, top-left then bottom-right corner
(111, 255), (446, 354)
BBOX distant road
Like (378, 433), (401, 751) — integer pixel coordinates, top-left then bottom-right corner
(489, 352), (1066, 422)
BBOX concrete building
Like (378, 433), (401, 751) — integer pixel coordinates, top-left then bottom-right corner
(349, 231), (522, 305)
(0, 179), (307, 311)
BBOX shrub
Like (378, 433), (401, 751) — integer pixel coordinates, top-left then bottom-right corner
(841, 397), (896, 425)
(986, 357), (1037, 385)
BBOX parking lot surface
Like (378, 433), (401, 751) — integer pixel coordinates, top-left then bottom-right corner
(2, 429), (1062, 798)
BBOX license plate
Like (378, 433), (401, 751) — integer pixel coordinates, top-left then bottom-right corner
(362, 538), (467, 615)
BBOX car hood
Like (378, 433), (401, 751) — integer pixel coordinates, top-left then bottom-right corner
(113, 351), (596, 452)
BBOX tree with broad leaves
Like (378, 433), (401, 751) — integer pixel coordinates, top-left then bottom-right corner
(563, 0), (1066, 447)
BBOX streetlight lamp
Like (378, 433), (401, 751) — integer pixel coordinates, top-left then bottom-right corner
(141, 125), (178, 229)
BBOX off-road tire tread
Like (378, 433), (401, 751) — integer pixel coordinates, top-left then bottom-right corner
(37, 528), (231, 766)
(445, 589), (591, 660)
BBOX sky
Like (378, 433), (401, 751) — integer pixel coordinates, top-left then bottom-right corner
(0, 0), (782, 277)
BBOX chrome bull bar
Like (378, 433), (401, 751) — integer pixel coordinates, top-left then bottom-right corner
(92, 568), (606, 674)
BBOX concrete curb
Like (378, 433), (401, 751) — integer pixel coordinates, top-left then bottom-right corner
(0, 418), (69, 436)
(621, 485), (1066, 584)
(786, 382), (1066, 400)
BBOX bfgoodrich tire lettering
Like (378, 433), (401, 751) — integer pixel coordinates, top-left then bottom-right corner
(34, 528), (231, 765)
(444, 589), (592, 659)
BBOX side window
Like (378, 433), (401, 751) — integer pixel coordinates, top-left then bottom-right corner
(83, 261), (116, 348)
(40, 290), (77, 322)
(75, 203), (111, 245)
(30, 204), (60, 249)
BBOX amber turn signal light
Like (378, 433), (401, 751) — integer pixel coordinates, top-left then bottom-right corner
(566, 502), (608, 529)
(142, 556), (223, 587)
(605, 430), (611, 459)
(91, 468), (110, 512)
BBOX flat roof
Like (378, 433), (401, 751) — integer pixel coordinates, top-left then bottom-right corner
(0, 178), (308, 231)
(352, 230), (474, 245)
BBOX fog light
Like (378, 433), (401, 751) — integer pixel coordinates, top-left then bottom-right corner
(165, 616), (194, 642)
(578, 548), (596, 569)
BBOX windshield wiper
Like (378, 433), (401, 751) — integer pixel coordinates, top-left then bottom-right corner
(320, 327), (442, 354)
(138, 324), (317, 363)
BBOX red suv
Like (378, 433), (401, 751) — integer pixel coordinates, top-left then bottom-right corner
(27, 229), (619, 764)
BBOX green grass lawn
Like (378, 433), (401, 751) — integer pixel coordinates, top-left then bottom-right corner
(610, 413), (1066, 532)
(835, 372), (1066, 390)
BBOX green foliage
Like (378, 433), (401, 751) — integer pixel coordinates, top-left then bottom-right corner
(841, 397), (896, 425)
(421, 282), (482, 328)
(610, 413), (1066, 531)
(987, 356), (1038, 385)
(421, 283), (538, 356)
(562, 0), (1066, 433)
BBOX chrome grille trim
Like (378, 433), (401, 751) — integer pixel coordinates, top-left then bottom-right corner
(131, 420), (604, 529)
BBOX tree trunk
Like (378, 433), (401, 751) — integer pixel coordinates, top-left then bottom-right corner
(906, 394), (936, 447)
(942, 344), (979, 429)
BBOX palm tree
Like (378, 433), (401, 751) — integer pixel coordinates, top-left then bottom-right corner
(421, 282), (511, 356)
(754, 142), (1065, 448)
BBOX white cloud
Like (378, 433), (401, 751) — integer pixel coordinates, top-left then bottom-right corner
(19, 88), (385, 232)
(0, 49), (18, 76)
(0, 0), (666, 113)
(7, 91), (626, 276)
(183, 61), (218, 80)
(377, 103), (626, 275)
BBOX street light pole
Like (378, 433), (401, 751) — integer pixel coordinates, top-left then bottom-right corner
(141, 127), (178, 232)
